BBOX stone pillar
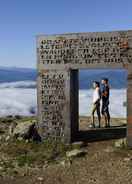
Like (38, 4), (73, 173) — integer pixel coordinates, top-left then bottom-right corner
(37, 69), (71, 143)
(70, 70), (79, 141)
(127, 67), (132, 147)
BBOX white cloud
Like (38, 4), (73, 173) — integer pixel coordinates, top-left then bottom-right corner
(0, 81), (36, 88)
(0, 81), (127, 118)
(0, 88), (37, 117)
(79, 89), (127, 118)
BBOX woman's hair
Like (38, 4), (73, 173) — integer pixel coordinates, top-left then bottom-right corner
(93, 81), (100, 87)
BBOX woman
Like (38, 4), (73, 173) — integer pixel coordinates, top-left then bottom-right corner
(91, 81), (101, 128)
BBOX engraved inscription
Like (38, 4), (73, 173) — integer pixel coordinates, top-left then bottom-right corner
(38, 34), (132, 65)
(39, 71), (66, 138)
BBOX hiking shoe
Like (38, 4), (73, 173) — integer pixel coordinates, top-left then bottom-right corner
(89, 124), (95, 128)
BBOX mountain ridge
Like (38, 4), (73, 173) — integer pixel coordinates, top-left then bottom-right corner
(0, 66), (127, 89)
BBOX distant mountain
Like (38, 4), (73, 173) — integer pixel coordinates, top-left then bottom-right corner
(0, 67), (127, 89)
(79, 69), (127, 89)
(0, 81), (36, 88)
(0, 67), (37, 83)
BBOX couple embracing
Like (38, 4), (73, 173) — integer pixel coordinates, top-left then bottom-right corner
(91, 78), (110, 128)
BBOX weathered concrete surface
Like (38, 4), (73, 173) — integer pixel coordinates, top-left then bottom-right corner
(127, 66), (132, 147)
(37, 30), (132, 144)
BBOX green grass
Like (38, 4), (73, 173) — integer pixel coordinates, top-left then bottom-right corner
(0, 138), (78, 168)
(0, 116), (84, 170)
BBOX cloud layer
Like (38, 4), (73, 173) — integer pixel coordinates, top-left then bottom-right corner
(0, 81), (127, 118)
(79, 89), (127, 118)
(0, 81), (36, 88)
(0, 88), (37, 117)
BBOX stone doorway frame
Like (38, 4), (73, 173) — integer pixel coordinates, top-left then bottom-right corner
(70, 68), (127, 142)
(37, 30), (132, 146)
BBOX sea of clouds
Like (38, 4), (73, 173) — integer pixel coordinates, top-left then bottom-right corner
(79, 89), (126, 118)
(0, 81), (36, 88)
(0, 81), (127, 118)
(0, 81), (37, 117)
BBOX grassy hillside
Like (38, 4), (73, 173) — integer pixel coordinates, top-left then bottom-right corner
(0, 116), (131, 184)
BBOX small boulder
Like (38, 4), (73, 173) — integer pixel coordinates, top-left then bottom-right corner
(114, 138), (127, 148)
(9, 122), (17, 135)
(124, 157), (131, 162)
(66, 149), (86, 158)
(72, 141), (86, 148)
(104, 147), (114, 153)
(13, 120), (41, 142)
(60, 160), (66, 167)
(5, 135), (10, 141)
(37, 177), (44, 181)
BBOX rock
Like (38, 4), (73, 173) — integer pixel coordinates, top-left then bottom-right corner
(66, 149), (86, 158)
(72, 141), (85, 148)
(104, 147), (114, 153)
(37, 177), (44, 181)
(5, 135), (10, 141)
(114, 138), (127, 148)
(25, 139), (29, 143)
(42, 164), (48, 169)
(9, 122), (17, 135)
(17, 137), (23, 141)
(13, 120), (41, 142)
(60, 160), (66, 167)
(59, 159), (72, 167)
(124, 157), (131, 162)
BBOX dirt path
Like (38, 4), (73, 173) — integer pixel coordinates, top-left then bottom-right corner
(1, 139), (132, 184)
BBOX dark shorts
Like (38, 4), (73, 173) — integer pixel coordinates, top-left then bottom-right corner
(101, 101), (109, 115)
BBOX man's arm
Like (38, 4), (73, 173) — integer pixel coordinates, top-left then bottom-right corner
(102, 86), (109, 97)
(102, 91), (108, 97)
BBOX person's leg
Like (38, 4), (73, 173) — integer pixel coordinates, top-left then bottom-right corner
(104, 112), (108, 127)
(97, 104), (101, 128)
(106, 107), (110, 127)
(91, 104), (96, 128)
(101, 103), (108, 127)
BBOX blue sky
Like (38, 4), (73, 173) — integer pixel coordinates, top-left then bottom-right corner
(0, 0), (132, 68)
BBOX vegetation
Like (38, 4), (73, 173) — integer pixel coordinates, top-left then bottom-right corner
(0, 116), (132, 184)
(0, 116), (83, 177)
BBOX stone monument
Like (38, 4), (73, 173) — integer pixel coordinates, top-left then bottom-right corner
(37, 30), (132, 146)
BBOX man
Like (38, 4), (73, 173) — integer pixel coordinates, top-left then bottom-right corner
(101, 78), (110, 127)
(91, 81), (101, 128)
